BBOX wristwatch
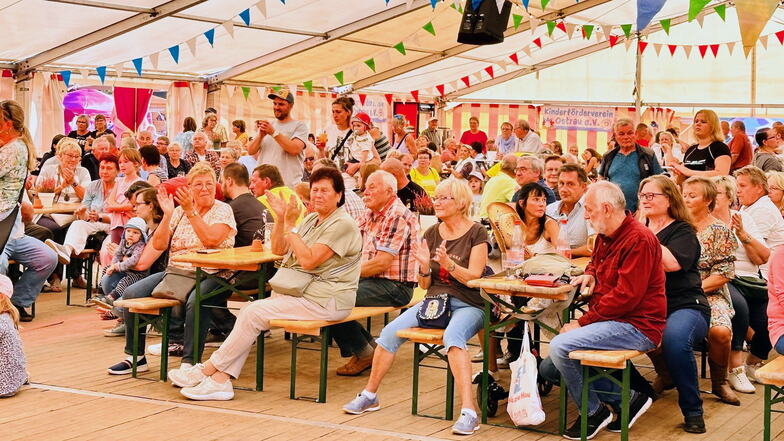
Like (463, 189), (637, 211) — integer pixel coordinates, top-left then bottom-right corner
(271, 130), (281, 138)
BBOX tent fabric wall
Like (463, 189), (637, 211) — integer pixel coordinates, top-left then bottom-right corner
(29, 73), (66, 156)
(166, 81), (207, 138)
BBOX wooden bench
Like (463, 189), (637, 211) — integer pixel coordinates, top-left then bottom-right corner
(568, 349), (646, 441)
(265, 289), (425, 403)
(396, 327), (455, 420)
(114, 297), (182, 381)
(755, 357), (784, 441)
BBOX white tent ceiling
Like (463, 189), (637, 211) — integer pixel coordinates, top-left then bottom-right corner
(2, 0), (784, 107)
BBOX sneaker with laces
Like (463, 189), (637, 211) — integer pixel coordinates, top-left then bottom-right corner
(452, 410), (480, 435)
(607, 391), (653, 432)
(746, 362), (763, 384)
(103, 323), (125, 337)
(563, 405), (612, 440)
(342, 393), (380, 415)
(44, 239), (71, 265)
(147, 343), (184, 357)
(107, 356), (149, 375)
(728, 366), (756, 393)
(169, 363), (206, 388)
(180, 376), (234, 401)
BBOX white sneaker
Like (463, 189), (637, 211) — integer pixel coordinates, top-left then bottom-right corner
(728, 366), (756, 393)
(168, 363), (205, 388)
(44, 239), (71, 265)
(147, 343), (162, 356)
(746, 362), (763, 384)
(180, 376), (234, 401)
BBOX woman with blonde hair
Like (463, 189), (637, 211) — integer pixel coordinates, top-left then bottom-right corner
(637, 174), (709, 432)
(671, 110), (731, 183)
(201, 114), (224, 149)
(682, 176), (740, 406)
(767, 171), (784, 218)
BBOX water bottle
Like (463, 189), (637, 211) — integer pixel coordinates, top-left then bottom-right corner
(504, 219), (525, 279)
(263, 209), (274, 251)
(557, 214), (572, 260)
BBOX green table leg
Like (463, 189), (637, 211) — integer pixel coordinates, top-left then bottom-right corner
(290, 333), (298, 399)
(85, 256), (93, 302)
(621, 362), (631, 441)
(193, 268), (202, 363)
(412, 342), (420, 415)
(256, 333), (265, 391)
(580, 365), (589, 441)
(318, 328), (330, 403)
(764, 385), (771, 441)
(160, 308), (170, 382)
(481, 298), (490, 424)
(132, 313), (139, 378)
(445, 357), (455, 420)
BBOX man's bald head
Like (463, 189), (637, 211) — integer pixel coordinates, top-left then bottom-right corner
(381, 158), (407, 189)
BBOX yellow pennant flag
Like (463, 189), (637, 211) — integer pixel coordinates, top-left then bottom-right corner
(736, 0), (779, 57)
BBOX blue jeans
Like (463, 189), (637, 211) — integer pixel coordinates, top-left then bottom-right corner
(376, 297), (484, 353)
(121, 271), (229, 364)
(775, 335), (784, 355)
(0, 235), (57, 307)
(661, 308), (708, 417)
(549, 321), (655, 415)
(101, 271), (126, 297)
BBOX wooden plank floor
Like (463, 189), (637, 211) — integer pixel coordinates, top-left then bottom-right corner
(4, 288), (784, 440)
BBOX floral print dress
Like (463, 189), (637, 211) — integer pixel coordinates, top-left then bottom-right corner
(696, 220), (738, 328)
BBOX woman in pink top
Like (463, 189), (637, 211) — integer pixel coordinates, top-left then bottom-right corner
(768, 246), (784, 355)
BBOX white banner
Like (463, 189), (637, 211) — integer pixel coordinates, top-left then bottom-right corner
(541, 106), (616, 132)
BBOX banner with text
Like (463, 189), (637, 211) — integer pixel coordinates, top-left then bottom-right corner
(541, 106), (616, 132)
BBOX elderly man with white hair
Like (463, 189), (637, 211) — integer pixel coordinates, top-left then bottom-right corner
(546, 181), (667, 440)
(328, 170), (419, 376)
(513, 120), (544, 154)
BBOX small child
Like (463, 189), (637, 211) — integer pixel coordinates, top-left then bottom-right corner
(98, 217), (149, 307)
(0, 274), (28, 397)
(343, 112), (379, 174)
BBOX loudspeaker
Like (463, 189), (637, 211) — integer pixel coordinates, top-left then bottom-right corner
(457, 0), (513, 45)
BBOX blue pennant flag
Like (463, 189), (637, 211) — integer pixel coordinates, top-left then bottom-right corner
(636, 0), (667, 32)
(471, 0), (483, 9)
(132, 58), (143, 77)
(522, 0), (529, 9)
(96, 66), (106, 84)
(430, 0), (438, 8)
(168, 45), (180, 63)
(204, 29), (215, 47)
(59, 70), (71, 87)
(239, 8), (251, 26)
(280, 0), (285, 3)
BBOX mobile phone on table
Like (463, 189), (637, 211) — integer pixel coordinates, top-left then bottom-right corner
(197, 249), (221, 254)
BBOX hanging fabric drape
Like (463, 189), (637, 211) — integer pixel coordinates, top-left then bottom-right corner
(28, 73), (66, 156)
(113, 86), (153, 133)
(0, 70), (13, 101)
(166, 81), (207, 137)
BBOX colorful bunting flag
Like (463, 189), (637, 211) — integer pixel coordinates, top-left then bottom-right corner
(555, 21), (566, 33)
(132, 58), (143, 76)
(334, 71), (344, 85)
(710, 44), (720, 56)
(461, 76), (470, 87)
(683, 45), (693, 58)
(509, 53), (519, 65)
(435, 84), (445, 96)
(384, 94), (394, 105)
(638, 41), (648, 54)
(430, 0), (438, 9)
(239, 8), (251, 26)
(148, 53), (158, 70)
(620, 24), (632, 38)
(168, 45), (180, 63)
(393, 42), (406, 55)
(777, 30), (784, 45)
(609, 35), (620, 47)
(541, 0), (549, 9)
(96, 66), (107, 84)
(422, 21), (436, 36)
(484, 66), (494, 79)
(688, 0), (711, 21)
(364, 58), (376, 72)
(667, 44), (677, 55)
(582, 25), (594, 40)
(653, 43), (663, 56)
(303, 80), (313, 93)
(698, 44), (708, 58)
(659, 18), (671, 35)
(242, 87), (251, 100)
(223, 21), (235, 38)
(410, 90), (419, 102)
(736, 0), (780, 56)
(59, 70), (71, 87)
(204, 29), (215, 47)
(637, 0), (666, 32)
(513, 14), (523, 30)
(714, 4), (726, 21)
(186, 38), (197, 57)
(546, 21), (556, 36)
(533, 37), (542, 48)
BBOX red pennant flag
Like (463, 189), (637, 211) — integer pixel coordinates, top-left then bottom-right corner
(410, 90), (419, 102)
(384, 94), (393, 105)
(667, 44), (677, 56)
(638, 41), (648, 54)
(358, 94), (367, 106)
(556, 21), (566, 33)
(776, 30), (784, 45)
(484, 66), (494, 79)
(608, 35), (619, 47)
(533, 38), (542, 48)
(698, 44), (708, 58)
(709, 44), (720, 57)
(461, 76), (470, 87)
(436, 84), (445, 96)
(581, 27), (585, 39)
(509, 53), (519, 65)
(331, 93), (337, 99)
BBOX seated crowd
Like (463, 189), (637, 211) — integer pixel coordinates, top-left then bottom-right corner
(4, 95), (784, 439)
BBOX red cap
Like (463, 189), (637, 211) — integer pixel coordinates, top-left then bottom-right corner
(351, 112), (372, 128)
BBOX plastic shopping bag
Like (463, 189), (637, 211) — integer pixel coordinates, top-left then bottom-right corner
(506, 321), (546, 426)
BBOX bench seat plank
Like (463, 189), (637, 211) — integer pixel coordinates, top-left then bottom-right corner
(396, 327), (445, 345)
(115, 298), (181, 316)
(569, 350), (644, 370)
(756, 357), (784, 387)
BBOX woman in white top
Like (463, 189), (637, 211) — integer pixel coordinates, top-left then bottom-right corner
(514, 182), (559, 257)
(712, 176), (771, 394)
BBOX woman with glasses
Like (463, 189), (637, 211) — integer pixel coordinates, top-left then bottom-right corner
(753, 128), (784, 172)
(682, 176), (740, 406)
(712, 176), (771, 394)
(67, 113), (92, 154)
(343, 178), (488, 435)
(637, 175), (710, 433)
(767, 172), (784, 218)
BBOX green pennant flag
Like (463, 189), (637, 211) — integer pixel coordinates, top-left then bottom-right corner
(449, 2), (462, 13)
(241, 87), (250, 100)
(393, 42), (406, 55)
(659, 18), (671, 35)
(272, 86), (281, 93)
(714, 4), (726, 21)
(541, 0), (549, 9)
(334, 71), (344, 85)
(620, 23), (632, 38)
(364, 58), (376, 72)
(583, 24), (594, 40)
(546, 20), (556, 36)
(422, 21), (436, 36)
(303, 80), (313, 93)
(512, 14), (523, 30)
(688, 0), (711, 21)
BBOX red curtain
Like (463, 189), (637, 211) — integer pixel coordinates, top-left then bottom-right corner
(113, 86), (153, 132)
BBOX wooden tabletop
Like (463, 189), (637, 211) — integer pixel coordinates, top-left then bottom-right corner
(468, 275), (574, 300)
(33, 203), (81, 215)
(573, 256), (590, 271)
(171, 246), (282, 271)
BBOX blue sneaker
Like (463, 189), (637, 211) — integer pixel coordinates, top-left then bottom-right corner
(342, 393), (380, 415)
(452, 410), (480, 435)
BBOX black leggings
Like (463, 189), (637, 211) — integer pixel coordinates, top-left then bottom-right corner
(729, 282), (771, 359)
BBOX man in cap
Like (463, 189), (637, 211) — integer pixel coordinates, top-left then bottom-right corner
(246, 89), (309, 187)
(421, 116), (442, 151)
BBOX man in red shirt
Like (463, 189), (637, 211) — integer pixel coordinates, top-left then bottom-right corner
(728, 121), (752, 171)
(549, 181), (667, 440)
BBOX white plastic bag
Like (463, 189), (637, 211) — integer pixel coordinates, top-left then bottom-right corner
(506, 321), (546, 426)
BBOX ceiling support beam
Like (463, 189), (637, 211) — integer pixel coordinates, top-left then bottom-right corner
(17, 0), (208, 74)
(207, 0), (433, 84)
(352, 0), (612, 90)
(444, 0), (732, 99)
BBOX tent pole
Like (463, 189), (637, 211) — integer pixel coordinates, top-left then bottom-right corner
(751, 46), (757, 117)
(634, 33), (643, 118)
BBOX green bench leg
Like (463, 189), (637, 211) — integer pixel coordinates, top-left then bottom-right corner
(559, 373), (567, 435)
(256, 332), (265, 391)
(579, 362), (633, 441)
(620, 361), (631, 441)
(445, 358), (454, 420)
(765, 384), (772, 441)
(159, 308), (170, 382)
(318, 328), (330, 403)
(412, 342), (420, 415)
(85, 255), (93, 302)
(193, 268), (203, 363)
(290, 333), (298, 399)
(132, 312), (140, 377)
(580, 365), (589, 441)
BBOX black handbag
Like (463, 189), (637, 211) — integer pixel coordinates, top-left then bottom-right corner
(730, 275), (768, 301)
(417, 293), (451, 329)
(0, 173), (27, 255)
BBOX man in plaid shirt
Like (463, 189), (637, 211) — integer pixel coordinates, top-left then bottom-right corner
(330, 170), (419, 376)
